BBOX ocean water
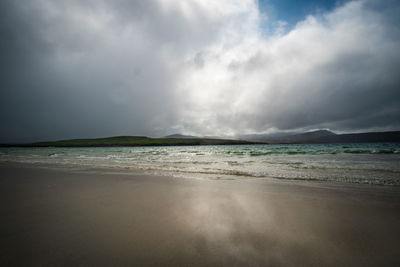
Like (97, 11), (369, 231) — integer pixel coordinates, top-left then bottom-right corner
(1, 143), (400, 185)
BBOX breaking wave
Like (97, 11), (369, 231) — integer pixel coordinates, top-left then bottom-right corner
(1, 143), (400, 186)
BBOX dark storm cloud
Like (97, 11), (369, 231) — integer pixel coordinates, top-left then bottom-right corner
(0, 0), (225, 142)
(0, 0), (399, 142)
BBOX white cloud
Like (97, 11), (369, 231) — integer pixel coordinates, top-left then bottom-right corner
(174, 0), (400, 135)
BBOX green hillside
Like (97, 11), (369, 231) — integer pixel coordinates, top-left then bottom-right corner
(23, 136), (260, 147)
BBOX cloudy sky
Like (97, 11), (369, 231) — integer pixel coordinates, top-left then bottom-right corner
(1, 0), (399, 142)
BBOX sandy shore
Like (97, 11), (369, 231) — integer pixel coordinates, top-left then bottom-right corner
(1, 162), (399, 266)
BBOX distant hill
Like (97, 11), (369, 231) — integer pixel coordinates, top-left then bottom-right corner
(261, 130), (400, 144)
(3, 130), (399, 147)
(264, 130), (336, 143)
(311, 131), (400, 144)
(164, 134), (198, 139)
(237, 131), (301, 141)
(12, 136), (261, 147)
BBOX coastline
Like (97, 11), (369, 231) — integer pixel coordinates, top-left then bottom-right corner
(1, 162), (400, 266)
(2, 143), (400, 186)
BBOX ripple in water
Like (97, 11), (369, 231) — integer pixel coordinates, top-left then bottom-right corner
(1, 143), (400, 185)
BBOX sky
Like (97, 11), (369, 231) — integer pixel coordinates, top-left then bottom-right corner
(258, 0), (342, 29)
(1, 0), (400, 142)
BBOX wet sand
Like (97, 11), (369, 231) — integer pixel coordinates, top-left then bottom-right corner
(1, 162), (399, 266)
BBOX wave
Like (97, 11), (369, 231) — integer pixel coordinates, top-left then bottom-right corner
(2, 144), (400, 186)
(268, 175), (400, 186)
(247, 149), (399, 155)
(48, 153), (64, 158)
(291, 164), (400, 173)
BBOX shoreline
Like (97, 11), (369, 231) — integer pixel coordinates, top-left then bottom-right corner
(1, 162), (400, 266)
(2, 159), (400, 187)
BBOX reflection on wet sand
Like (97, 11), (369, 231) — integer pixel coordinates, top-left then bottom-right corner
(1, 163), (400, 266)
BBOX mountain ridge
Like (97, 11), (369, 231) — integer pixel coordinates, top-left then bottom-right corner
(1, 130), (400, 147)
(164, 134), (198, 139)
(2, 136), (261, 147)
(259, 130), (400, 144)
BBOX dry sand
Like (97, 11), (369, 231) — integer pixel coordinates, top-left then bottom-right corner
(0, 162), (399, 266)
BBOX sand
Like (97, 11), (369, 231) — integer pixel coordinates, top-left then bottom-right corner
(1, 162), (399, 266)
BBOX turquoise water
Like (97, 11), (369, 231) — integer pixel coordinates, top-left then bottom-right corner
(1, 143), (400, 185)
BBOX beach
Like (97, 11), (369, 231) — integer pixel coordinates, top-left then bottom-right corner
(1, 162), (400, 266)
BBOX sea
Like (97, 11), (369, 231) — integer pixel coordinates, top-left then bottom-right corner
(1, 143), (400, 185)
